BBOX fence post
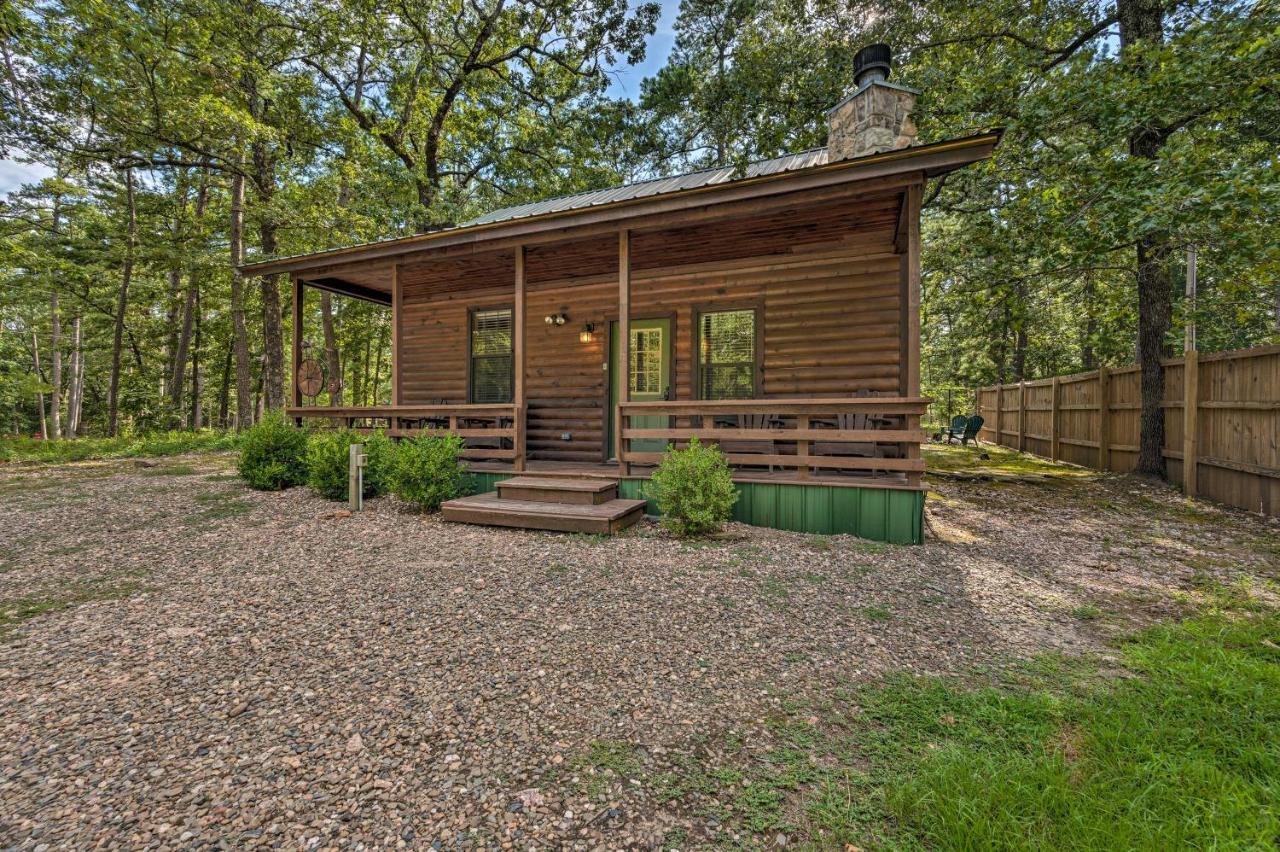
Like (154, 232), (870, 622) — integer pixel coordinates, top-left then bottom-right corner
(1097, 367), (1110, 471)
(1183, 351), (1199, 497)
(995, 385), (1004, 448)
(1050, 376), (1060, 461)
(1017, 380), (1027, 453)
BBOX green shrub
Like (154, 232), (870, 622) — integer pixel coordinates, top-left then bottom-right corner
(305, 429), (359, 500)
(390, 434), (471, 512)
(645, 436), (738, 537)
(236, 411), (308, 490)
(362, 431), (397, 496)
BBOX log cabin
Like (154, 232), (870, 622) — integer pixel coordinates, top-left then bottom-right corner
(240, 45), (999, 543)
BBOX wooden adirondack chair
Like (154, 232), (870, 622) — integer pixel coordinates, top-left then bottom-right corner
(715, 412), (779, 471)
(943, 414), (984, 445)
(942, 415), (968, 444)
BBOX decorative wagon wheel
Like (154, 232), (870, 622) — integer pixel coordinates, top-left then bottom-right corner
(295, 358), (324, 399)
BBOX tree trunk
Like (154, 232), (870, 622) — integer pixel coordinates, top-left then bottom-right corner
(320, 291), (342, 405)
(191, 282), (203, 429)
(108, 168), (136, 437)
(1080, 275), (1098, 370)
(218, 334), (233, 427)
(32, 329), (47, 440)
(1119, 0), (1171, 478)
(229, 171), (253, 430)
(252, 140), (285, 411)
(67, 316), (83, 435)
(171, 280), (196, 422)
(49, 294), (62, 439)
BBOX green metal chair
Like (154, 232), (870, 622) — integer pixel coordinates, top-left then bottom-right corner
(942, 415), (968, 444)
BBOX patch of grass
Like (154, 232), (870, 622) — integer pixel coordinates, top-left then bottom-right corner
(860, 603), (892, 622)
(0, 430), (237, 465)
(0, 577), (146, 640)
(574, 739), (642, 798)
(689, 610), (1280, 848)
(800, 571), (827, 584)
(546, 563), (569, 576)
(140, 463), (199, 477)
(760, 576), (790, 604)
(923, 442), (1094, 480)
(185, 490), (254, 527)
(1071, 604), (1104, 621)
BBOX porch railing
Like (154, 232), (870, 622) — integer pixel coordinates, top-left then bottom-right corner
(286, 404), (525, 467)
(616, 397), (929, 485)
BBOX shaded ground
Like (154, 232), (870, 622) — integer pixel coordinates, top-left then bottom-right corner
(0, 446), (1275, 848)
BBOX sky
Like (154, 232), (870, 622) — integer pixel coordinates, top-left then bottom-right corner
(0, 2), (679, 197)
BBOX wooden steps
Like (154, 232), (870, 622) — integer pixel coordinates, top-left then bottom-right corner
(442, 477), (645, 534)
(495, 476), (617, 505)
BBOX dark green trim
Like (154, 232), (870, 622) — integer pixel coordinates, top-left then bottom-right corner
(466, 472), (923, 544)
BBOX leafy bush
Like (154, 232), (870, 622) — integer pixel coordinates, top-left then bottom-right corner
(361, 431), (397, 496)
(237, 412), (308, 490)
(304, 429), (397, 501)
(305, 429), (360, 500)
(390, 434), (471, 512)
(645, 436), (738, 537)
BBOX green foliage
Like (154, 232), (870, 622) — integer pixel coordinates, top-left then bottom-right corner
(303, 429), (360, 500)
(873, 612), (1280, 849)
(236, 412), (308, 491)
(361, 431), (396, 497)
(645, 436), (738, 537)
(0, 430), (237, 464)
(389, 434), (471, 512)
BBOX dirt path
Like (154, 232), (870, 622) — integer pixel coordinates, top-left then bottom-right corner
(1, 448), (1274, 848)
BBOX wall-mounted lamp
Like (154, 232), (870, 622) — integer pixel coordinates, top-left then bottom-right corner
(579, 322), (595, 344)
(543, 312), (567, 326)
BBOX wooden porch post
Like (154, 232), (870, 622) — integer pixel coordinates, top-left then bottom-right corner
(904, 183), (922, 487)
(290, 273), (303, 425)
(390, 263), (401, 431)
(514, 247), (526, 472)
(617, 229), (630, 476)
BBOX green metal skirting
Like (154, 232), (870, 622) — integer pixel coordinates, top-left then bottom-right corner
(467, 471), (924, 544)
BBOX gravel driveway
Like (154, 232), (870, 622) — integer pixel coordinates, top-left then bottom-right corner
(1, 450), (1275, 848)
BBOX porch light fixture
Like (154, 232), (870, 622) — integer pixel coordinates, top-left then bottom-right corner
(544, 312), (567, 326)
(579, 322), (595, 344)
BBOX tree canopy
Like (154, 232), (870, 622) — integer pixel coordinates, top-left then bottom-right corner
(2, 0), (1276, 470)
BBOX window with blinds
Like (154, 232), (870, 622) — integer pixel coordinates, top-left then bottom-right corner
(469, 308), (513, 403)
(699, 309), (756, 399)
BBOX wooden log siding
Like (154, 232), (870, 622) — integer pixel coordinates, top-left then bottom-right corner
(392, 192), (908, 464)
(975, 343), (1280, 517)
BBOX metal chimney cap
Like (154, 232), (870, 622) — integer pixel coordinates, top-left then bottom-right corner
(854, 43), (892, 87)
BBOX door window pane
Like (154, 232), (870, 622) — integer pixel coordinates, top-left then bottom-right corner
(630, 328), (663, 395)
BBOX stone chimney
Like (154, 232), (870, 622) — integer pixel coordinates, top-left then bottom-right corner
(827, 44), (918, 161)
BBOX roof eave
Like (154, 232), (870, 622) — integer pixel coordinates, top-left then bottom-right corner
(240, 130), (1002, 278)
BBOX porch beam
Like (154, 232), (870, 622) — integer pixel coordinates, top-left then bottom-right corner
(302, 275), (392, 306)
(390, 263), (401, 411)
(513, 246), (526, 471)
(904, 182), (923, 487)
(617, 229), (630, 474)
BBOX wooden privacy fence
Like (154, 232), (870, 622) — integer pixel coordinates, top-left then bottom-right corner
(974, 344), (1279, 517)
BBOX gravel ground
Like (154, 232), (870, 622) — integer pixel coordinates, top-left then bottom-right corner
(1, 450), (1275, 849)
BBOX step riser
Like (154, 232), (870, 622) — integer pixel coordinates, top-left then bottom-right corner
(497, 485), (616, 505)
(442, 504), (643, 535)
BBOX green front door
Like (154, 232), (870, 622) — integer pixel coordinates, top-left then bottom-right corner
(607, 318), (671, 460)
